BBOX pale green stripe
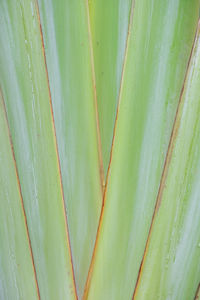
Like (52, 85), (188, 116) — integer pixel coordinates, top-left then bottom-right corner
(87, 1), (199, 299)
(0, 0), (76, 298)
(0, 92), (38, 300)
(37, 0), (102, 298)
(135, 25), (200, 300)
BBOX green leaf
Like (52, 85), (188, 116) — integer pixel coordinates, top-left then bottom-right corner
(0, 90), (38, 300)
(31, 0), (103, 297)
(134, 23), (200, 300)
(0, 1), (77, 298)
(85, 1), (200, 299)
(89, 0), (132, 175)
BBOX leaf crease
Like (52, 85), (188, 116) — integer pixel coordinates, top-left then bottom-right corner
(34, 1), (78, 298)
(0, 87), (41, 300)
(82, 1), (136, 297)
(132, 19), (200, 299)
(85, 0), (105, 193)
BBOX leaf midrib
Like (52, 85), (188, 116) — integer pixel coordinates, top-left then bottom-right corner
(82, 1), (136, 297)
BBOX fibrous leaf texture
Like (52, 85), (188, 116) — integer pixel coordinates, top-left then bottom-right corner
(0, 0), (200, 299)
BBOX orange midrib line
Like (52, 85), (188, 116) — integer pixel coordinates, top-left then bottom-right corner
(194, 283), (200, 300)
(82, 1), (136, 298)
(34, 1), (78, 299)
(86, 0), (105, 192)
(0, 88), (41, 300)
(132, 20), (200, 300)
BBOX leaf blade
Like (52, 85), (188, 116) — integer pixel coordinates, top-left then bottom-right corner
(89, 0), (132, 175)
(135, 23), (200, 300)
(86, 1), (200, 299)
(0, 90), (39, 300)
(37, 0), (103, 297)
(0, 0), (77, 298)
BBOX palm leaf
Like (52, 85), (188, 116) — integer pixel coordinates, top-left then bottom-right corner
(89, 0), (132, 175)
(0, 1), (77, 298)
(134, 23), (200, 300)
(85, 1), (199, 299)
(0, 90), (39, 299)
(35, 0), (103, 297)
(0, 0), (200, 299)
